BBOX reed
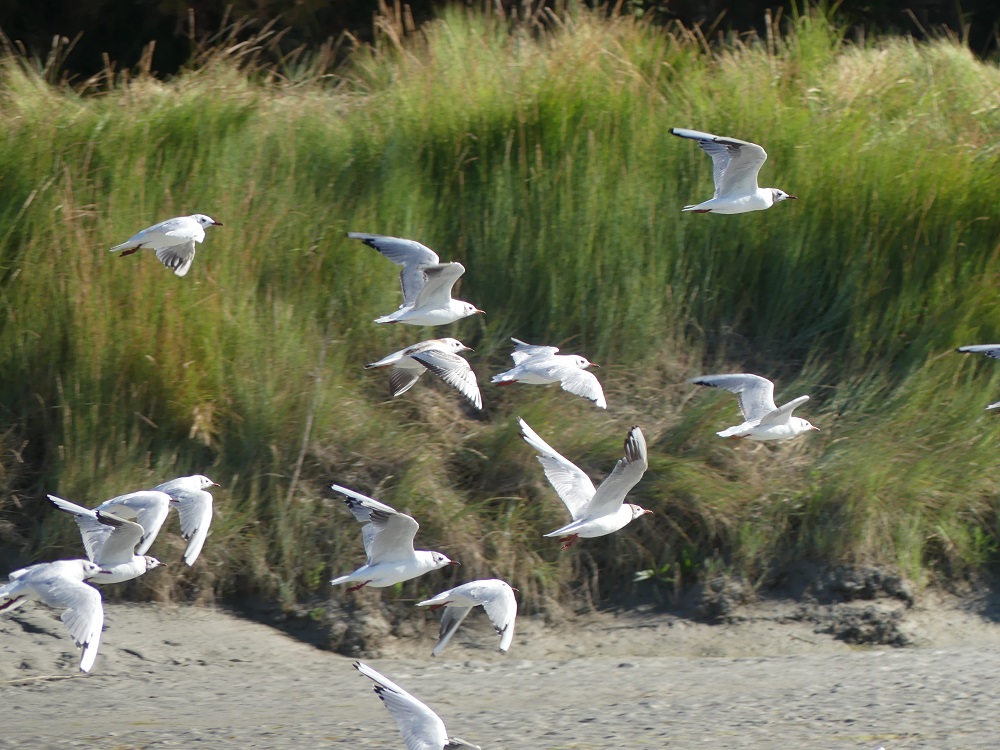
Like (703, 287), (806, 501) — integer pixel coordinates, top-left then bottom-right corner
(1, 6), (999, 612)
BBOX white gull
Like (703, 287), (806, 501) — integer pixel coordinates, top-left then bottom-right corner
(48, 495), (163, 583)
(689, 373), (819, 441)
(518, 418), (651, 549)
(0, 559), (104, 672)
(330, 485), (458, 592)
(492, 337), (606, 409)
(354, 661), (481, 749)
(671, 128), (796, 214)
(416, 578), (517, 656)
(366, 338), (482, 410)
(956, 345), (1000, 409)
(348, 233), (484, 325)
(110, 214), (222, 276)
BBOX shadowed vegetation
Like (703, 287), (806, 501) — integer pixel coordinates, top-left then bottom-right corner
(1, 6), (999, 617)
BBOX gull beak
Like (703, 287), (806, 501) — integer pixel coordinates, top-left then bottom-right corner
(212, 482), (222, 487)
(463, 346), (474, 352)
(590, 363), (601, 368)
(811, 426), (820, 431)
(213, 221), (224, 226)
(474, 308), (486, 316)
(787, 196), (798, 200)
(643, 509), (654, 515)
(448, 560), (461, 566)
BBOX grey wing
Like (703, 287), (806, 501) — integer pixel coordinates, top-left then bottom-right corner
(482, 583), (517, 653)
(957, 345), (1000, 360)
(714, 138), (768, 196)
(518, 418), (596, 519)
(331, 486), (419, 563)
(155, 239), (197, 277)
(348, 233), (441, 306)
(170, 489), (214, 565)
(432, 605), (474, 657)
(96, 491), (170, 555)
(554, 367), (607, 409)
(93, 511), (145, 563)
(34, 575), (104, 673)
(409, 350), (482, 410)
(586, 426), (648, 518)
(355, 662), (450, 750)
(670, 128), (766, 197)
(758, 394), (810, 426)
(414, 263), (465, 309)
(689, 373), (777, 421)
(509, 337), (559, 365)
(388, 366), (425, 397)
(47, 495), (114, 564)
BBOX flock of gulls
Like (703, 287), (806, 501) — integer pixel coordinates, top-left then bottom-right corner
(1, 126), (986, 749)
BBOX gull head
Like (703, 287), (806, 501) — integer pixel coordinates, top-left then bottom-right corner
(571, 355), (598, 370)
(430, 552), (459, 569)
(192, 213), (224, 228)
(143, 556), (164, 571)
(770, 189), (797, 204)
(440, 337), (473, 354)
(791, 417), (820, 434)
(628, 504), (653, 520)
(192, 474), (221, 489)
(456, 302), (485, 320)
(80, 561), (104, 580)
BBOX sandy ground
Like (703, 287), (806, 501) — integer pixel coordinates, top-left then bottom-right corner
(3, 593), (1000, 749)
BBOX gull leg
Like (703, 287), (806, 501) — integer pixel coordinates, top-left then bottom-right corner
(559, 534), (580, 550)
(428, 602), (450, 611)
(346, 580), (372, 592)
(119, 244), (142, 257)
(693, 209), (711, 214)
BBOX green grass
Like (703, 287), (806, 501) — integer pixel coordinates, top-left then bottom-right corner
(1, 5), (1000, 613)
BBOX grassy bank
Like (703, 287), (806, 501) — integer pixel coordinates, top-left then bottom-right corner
(1, 5), (999, 614)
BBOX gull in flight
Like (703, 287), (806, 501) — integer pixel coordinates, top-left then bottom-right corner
(416, 579), (517, 657)
(110, 214), (223, 276)
(48, 495), (163, 583)
(956, 345), (1000, 409)
(330, 485), (458, 592)
(492, 337), (606, 409)
(93, 475), (220, 566)
(366, 338), (482, 410)
(348, 233), (484, 325)
(354, 661), (482, 750)
(0, 559), (105, 672)
(518, 418), (651, 549)
(689, 373), (819, 440)
(671, 128), (796, 214)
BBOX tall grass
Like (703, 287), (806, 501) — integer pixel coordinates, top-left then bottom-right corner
(1, 6), (999, 615)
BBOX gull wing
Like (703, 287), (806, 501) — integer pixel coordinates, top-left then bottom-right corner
(957, 344), (1000, 360)
(154, 239), (197, 277)
(354, 661), (450, 750)
(413, 263), (465, 309)
(671, 128), (767, 197)
(166, 488), (214, 565)
(758, 394), (810, 426)
(689, 373), (778, 421)
(509, 337), (559, 366)
(431, 604), (474, 657)
(584, 426), (648, 519)
(95, 491), (171, 555)
(348, 233), (441, 307)
(48, 495), (143, 566)
(553, 366), (607, 409)
(33, 570), (104, 673)
(388, 366), (425, 398)
(331, 485), (420, 564)
(409, 350), (482, 410)
(517, 418), (596, 520)
(480, 581), (517, 653)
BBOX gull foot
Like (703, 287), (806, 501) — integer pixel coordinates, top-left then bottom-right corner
(559, 534), (580, 550)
